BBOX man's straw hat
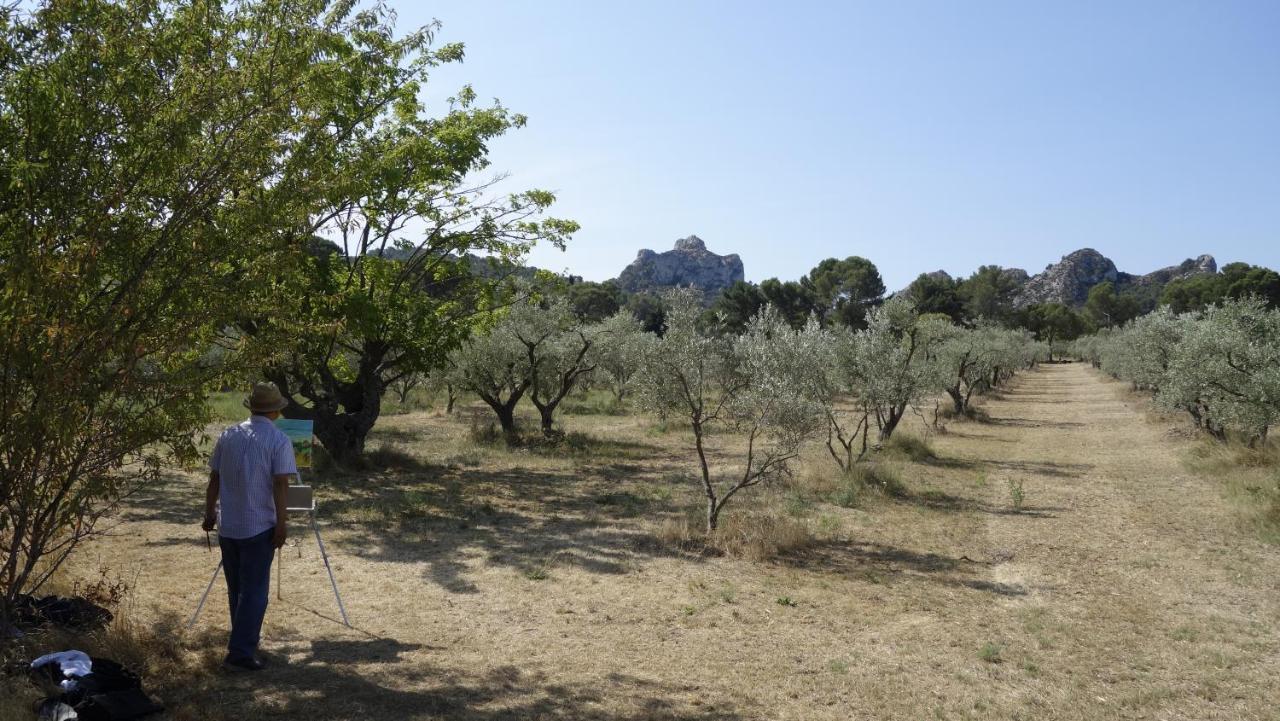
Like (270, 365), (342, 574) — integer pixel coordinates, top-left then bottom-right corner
(243, 382), (289, 413)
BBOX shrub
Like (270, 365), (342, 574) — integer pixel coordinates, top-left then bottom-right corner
(712, 510), (815, 561)
(884, 434), (937, 462)
(978, 642), (1003, 663)
(1007, 478), (1026, 510)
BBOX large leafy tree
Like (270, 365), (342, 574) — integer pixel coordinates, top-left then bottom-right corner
(958, 265), (1022, 324)
(1019, 303), (1087, 359)
(1084, 281), (1141, 328)
(1161, 263), (1280, 313)
(759, 277), (818, 329)
(0, 0), (383, 612)
(240, 8), (576, 462)
(711, 280), (767, 334)
(566, 279), (624, 323)
(806, 256), (885, 329)
(906, 272), (965, 323)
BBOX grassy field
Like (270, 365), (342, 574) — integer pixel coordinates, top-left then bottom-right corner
(6, 363), (1280, 720)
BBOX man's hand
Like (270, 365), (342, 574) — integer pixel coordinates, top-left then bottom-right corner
(272, 524), (287, 549)
(201, 512), (217, 533)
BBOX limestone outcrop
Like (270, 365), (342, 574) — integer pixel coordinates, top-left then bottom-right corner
(616, 235), (744, 302)
(1014, 249), (1216, 308)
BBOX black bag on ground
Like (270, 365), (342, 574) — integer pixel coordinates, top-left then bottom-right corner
(29, 654), (163, 721)
(61, 658), (143, 706)
(73, 689), (164, 721)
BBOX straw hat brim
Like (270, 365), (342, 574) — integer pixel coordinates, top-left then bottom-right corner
(243, 396), (289, 412)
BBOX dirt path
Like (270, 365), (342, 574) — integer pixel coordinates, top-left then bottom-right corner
(66, 363), (1280, 720)
(938, 362), (1280, 720)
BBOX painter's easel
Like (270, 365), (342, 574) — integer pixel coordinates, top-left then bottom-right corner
(187, 419), (350, 629)
(185, 482), (350, 629)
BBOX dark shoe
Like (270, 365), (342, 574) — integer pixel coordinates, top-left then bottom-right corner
(223, 655), (266, 672)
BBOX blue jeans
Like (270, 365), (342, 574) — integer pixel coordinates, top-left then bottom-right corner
(219, 527), (275, 659)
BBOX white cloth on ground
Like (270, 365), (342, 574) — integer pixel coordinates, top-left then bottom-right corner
(30, 649), (92, 690)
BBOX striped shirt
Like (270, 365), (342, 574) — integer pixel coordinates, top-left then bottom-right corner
(209, 416), (298, 539)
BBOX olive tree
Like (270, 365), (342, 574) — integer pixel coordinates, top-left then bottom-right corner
(450, 321), (529, 440)
(451, 293), (595, 440)
(591, 311), (653, 403)
(849, 298), (949, 443)
(937, 324), (1035, 416)
(1159, 299), (1280, 444)
(518, 298), (597, 436)
(635, 291), (825, 532)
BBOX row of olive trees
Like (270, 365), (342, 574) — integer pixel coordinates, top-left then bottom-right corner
(441, 288), (1045, 532)
(1074, 297), (1280, 444)
(628, 291), (1045, 531)
(446, 292), (652, 439)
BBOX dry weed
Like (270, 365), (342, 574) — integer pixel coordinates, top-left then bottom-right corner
(711, 509), (815, 561)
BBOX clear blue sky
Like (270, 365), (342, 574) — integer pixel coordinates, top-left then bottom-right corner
(401, 1), (1280, 290)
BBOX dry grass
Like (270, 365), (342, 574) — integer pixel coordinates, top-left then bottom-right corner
(19, 364), (1280, 720)
(653, 507), (818, 562)
(1185, 437), (1280, 542)
(1, 572), (225, 721)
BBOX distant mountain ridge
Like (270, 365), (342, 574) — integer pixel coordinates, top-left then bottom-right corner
(1012, 249), (1216, 308)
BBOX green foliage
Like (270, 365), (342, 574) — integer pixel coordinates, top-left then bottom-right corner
(626, 292), (667, 334)
(450, 291), (595, 439)
(236, 5), (576, 461)
(1019, 303), (1088, 352)
(936, 323), (1039, 414)
(907, 273), (965, 322)
(590, 311), (653, 403)
(0, 0), (394, 608)
(1090, 298), (1280, 444)
(711, 281), (767, 334)
(635, 291), (826, 531)
(806, 256), (886, 330)
(1162, 263), (1280, 313)
(760, 278), (819, 329)
(1084, 281), (1142, 328)
(978, 642), (1003, 663)
(566, 280), (624, 323)
(957, 265), (1022, 325)
(1007, 478), (1026, 510)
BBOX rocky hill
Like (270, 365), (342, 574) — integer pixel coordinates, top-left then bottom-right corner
(1014, 249), (1216, 308)
(616, 235), (744, 302)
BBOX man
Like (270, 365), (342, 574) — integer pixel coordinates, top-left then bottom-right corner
(202, 382), (297, 671)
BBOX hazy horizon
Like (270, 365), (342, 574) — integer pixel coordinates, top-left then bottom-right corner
(400, 1), (1279, 289)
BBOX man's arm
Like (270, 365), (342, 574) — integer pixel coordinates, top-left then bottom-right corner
(202, 471), (220, 532)
(272, 474), (290, 548)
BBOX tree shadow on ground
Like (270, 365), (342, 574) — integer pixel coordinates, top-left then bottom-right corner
(986, 417), (1087, 430)
(119, 473), (207, 526)
(780, 540), (1028, 598)
(184, 636), (743, 720)
(327, 466), (680, 594)
(904, 489), (1063, 518)
(979, 459), (1093, 478)
(121, 451), (696, 597)
(305, 461), (694, 594)
(941, 429), (1018, 444)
